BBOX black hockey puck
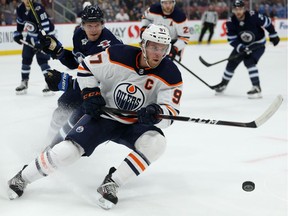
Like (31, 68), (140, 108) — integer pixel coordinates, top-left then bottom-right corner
(242, 181), (255, 192)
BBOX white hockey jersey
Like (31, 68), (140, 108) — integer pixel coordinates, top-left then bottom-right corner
(77, 44), (183, 128)
(141, 3), (190, 51)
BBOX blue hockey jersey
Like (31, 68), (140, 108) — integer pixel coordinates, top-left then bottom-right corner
(16, 2), (55, 38)
(59, 27), (123, 69)
(226, 10), (278, 48)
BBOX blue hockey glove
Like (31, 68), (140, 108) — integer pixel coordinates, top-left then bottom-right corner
(81, 87), (106, 119)
(40, 35), (64, 59)
(269, 35), (280, 46)
(33, 40), (44, 54)
(243, 47), (252, 55)
(238, 44), (252, 55)
(13, 31), (23, 45)
(45, 69), (73, 91)
(137, 104), (162, 125)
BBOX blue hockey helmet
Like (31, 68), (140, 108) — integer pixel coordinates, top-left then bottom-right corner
(233, 0), (245, 7)
(81, 5), (104, 23)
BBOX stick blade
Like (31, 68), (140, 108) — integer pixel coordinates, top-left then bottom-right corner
(199, 56), (212, 67)
(210, 95), (283, 128)
(254, 95), (283, 127)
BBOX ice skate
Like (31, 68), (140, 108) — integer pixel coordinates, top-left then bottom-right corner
(97, 167), (119, 210)
(15, 80), (28, 95)
(42, 85), (55, 96)
(247, 86), (262, 99)
(8, 165), (28, 200)
(213, 80), (228, 94)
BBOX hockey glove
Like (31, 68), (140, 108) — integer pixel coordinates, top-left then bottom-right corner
(32, 40), (44, 54)
(140, 26), (147, 39)
(81, 87), (106, 119)
(40, 35), (64, 59)
(137, 104), (162, 125)
(168, 46), (180, 61)
(238, 44), (252, 55)
(13, 31), (23, 45)
(45, 69), (73, 92)
(269, 35), (280, 46)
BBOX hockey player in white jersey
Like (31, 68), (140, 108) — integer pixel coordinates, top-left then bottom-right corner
(141, 0), (190, 61)
(8, 24), (183, 210)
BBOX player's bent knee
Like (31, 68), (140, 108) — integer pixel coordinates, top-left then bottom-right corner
(49, 140), (85, 167)
(135, 131), (166, 163)
(244, 59), (257, 67)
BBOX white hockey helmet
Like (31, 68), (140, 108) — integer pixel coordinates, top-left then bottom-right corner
(160, 0), (176, 3)
(142, 23), (171, 45)
(141, 24), (171, 67)
(141, 24), (171, 55)
(83, 1), (92, 10)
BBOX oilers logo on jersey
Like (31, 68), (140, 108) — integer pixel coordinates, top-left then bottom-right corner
(114, 83), (145, 111)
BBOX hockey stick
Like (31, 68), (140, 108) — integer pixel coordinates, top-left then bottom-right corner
(102, 95), (283, 128)
(28, 0), (46, 36)
(199, 53), (241, 67)
(174, 59), (215, 90)
(20, 39), (48, 55)
(199, 44), (265, 67)
(28, 0), (61, 55)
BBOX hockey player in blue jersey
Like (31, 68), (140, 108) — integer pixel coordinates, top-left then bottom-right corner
(8, 24), (183, 210)
(13, 0), (55, 95)
(40, 5), (123, 141)
(141, 0), (190, 61)
(213, 0), (280, 99)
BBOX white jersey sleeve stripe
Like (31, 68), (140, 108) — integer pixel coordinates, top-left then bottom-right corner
(164, 104), (178, 116)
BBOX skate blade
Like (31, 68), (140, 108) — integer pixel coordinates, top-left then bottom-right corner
(248, 93), (262, 99)
(97, 197), (115, 210)
(7, 188), (19, 200)
(15, 89), (27, 95)
(96, 192), (115, 210)
(215, 91), (225, 96)
(42, 91), (55, 97)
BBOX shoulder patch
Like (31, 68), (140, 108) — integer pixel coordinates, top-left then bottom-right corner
(149, 3), (163, 15)
(108, 45), (140, 69)
(107, 45), (182, 86)
(148, 58), (182, 86)
(170, 6), (186, 23)
(249, 10), (256, 16)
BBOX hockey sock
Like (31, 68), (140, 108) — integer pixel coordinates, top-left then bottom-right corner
(40, 63), (51, 76)
(112, 131), (166, 186)
(22, 140), (84, 183)
(112, 150), (150, 187)
(21, 64), (30, 80)
(248, 66), (260, 86)
(222, 69), (234, 82)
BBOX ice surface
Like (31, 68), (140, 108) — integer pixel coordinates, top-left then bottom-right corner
(0, 42), (287, 216)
